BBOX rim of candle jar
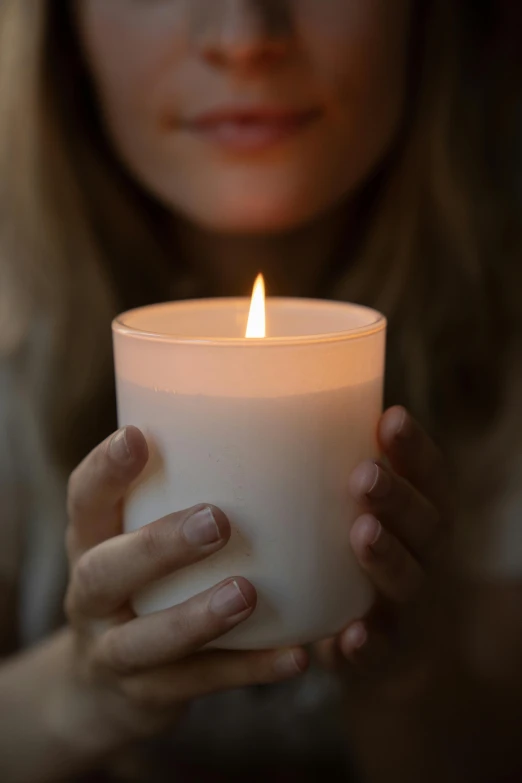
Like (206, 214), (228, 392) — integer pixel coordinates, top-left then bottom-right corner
(112, 297), (386, 346)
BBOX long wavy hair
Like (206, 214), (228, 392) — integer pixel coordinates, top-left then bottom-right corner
(0, 0), (520, 504)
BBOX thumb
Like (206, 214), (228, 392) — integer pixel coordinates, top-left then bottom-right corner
(66, 426), (148, 562)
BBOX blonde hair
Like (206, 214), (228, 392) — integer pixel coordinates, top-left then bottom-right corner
(0, 0), (520, 488)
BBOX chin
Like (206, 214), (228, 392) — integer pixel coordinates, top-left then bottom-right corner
(173, 190), (339, 235)
(189, 207), (310, 234)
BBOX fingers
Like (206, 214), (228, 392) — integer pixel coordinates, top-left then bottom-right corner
(337, 408), (450, 679)
(313, 637), (341, 672)
(67, 426), (149, 561)
(349, 459), (440, 563)
(314, 624), (391, 673)
(94, 577), (258, 674)
(339, 620), (391, 667)
(67, 504), (231, 619)
(120, 647), (309, 707)
(338, 617), (432, 698)
(378, 407), (451, 518)
(350, 514), (424, 604)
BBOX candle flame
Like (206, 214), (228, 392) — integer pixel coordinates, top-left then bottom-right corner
(246, 274), (266, 338)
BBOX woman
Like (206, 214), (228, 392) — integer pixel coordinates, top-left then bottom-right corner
(0, 0), (521, 781)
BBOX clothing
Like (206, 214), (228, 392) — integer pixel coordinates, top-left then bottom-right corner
(98, 677), (355, 782)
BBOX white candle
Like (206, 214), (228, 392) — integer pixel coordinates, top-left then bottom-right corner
(113, 288), (386, 649)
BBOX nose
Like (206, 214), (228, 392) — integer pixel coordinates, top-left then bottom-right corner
(195, 0), (293, 72)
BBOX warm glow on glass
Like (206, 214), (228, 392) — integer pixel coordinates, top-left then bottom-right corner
(245, 274), (266, 338)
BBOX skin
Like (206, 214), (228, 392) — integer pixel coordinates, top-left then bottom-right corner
(76, 0), (412, 234)
(0, 2), (457, 781)
(75, 0), (414, 297)
(57, 0), (449, 756)
(0, 410), (451, 783)
(59, 411), (449, 743)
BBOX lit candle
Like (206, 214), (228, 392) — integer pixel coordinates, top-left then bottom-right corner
(113, 280), (386, 649)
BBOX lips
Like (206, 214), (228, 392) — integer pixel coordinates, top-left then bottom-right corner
(182, 106), (323, 152)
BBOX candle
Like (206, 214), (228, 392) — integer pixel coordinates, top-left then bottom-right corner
(112, 280), (386, 650)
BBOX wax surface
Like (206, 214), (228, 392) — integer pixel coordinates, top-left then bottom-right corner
(118, 377), (381, 649)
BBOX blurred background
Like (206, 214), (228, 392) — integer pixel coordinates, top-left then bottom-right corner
(0, 1), (521, 782)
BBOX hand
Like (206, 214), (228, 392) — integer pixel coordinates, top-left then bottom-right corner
(316, 406), (452, 689)
(64, 426), (307, 743)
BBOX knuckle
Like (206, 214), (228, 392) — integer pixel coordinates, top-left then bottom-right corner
(120, 677), (167, 710)
(119, 677), (152, 708)
(71, 550), (103, 610)
(88, 637), (111, 673)
(97, 629), (136, 675)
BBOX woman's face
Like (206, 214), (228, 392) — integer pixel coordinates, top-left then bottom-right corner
(76, 0), (412, 233)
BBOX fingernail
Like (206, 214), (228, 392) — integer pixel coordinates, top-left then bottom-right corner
(210, 580), (250, 618)
(109, 429), (131, 463)
(361, 515), (382, 548)
(364, 517), (391, 557)
(183, 507), (221, 547)
(344, 623), (367, 652)
(395, 408), (411, 439)
(366, 462), (391, 499)
(273, 649), (307, 678)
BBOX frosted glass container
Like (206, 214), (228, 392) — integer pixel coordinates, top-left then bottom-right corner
(113, 298), (386, 649)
